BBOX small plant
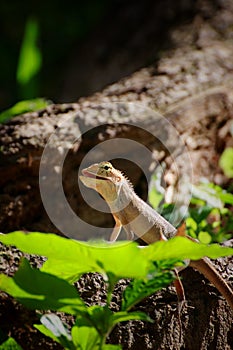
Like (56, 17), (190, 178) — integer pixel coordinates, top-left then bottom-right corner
(0, 232), (233, 349)
(149, 176), (233, 244)
(186, 182), (233, 243)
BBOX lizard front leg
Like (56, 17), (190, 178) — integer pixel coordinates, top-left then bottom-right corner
(122, 223), (135, 240)
(110, 215), (123, 241)
(110, 214), (134, 241)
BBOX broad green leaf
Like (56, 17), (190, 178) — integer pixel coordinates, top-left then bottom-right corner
(219, 148), (233, 178)
(0, 232), (148, 281)
(1, 233), (232, 283)
(0, 258), (86, 315)
(0, 98), (50, 123)
(0, 337), (23, 350)
(112, 311), (153, 324)
(142, 236), (233, 261)
(102, 345), (122, 350)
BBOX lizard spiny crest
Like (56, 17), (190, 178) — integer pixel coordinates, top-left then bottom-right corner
(98, 161), (133, 188)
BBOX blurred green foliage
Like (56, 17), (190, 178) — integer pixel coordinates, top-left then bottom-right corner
(17, 17), (42, 99)
(219, 147), (233, 178)
(149, 157), (233, 244)
(152, 183), (233, 243)
(0, 98), (50, 123)
(0, 0), (109, 111)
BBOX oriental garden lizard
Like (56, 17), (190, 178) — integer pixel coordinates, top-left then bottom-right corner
(79, 161), (233, 309)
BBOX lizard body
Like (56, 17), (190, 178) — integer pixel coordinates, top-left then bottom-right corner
(80, 161), (233, 309)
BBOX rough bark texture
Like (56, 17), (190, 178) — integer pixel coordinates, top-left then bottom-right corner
(1, 0), (233, 349)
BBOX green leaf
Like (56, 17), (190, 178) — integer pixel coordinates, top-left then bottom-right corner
(0, 99), (50, 124)
(102, 345), (122, 350)
(0, 232), (149, 281)
(1, 233), (232, 284)
(192, 182), (233, 207)
(142, 236), (233, 261)
(0, 258), (86, 315)
(218, 192), (233, 205)
(198, 231), (212, 244)
(0, 337), (23, 350)
(219, 148), (233, 178)
(186, 217), (198, 231)
(189, 206), (212, 224)
(121, 261), (175, 311)
(71, 307), (128, 350)
(71, 317), (102, 350)
(159, 203), (175, 221)
(112, 311), (153, 324)
(190, 197), (206, 206)
(86, 305), (113, 335)
(72, 307), (152, 349)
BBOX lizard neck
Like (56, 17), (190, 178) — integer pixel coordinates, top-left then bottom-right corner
(104, 178), (137, 214)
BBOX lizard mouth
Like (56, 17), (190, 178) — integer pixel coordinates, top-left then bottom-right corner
(81, 169), (108, 180)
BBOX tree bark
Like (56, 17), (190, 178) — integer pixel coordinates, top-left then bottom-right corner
(0, 0), (233, 348)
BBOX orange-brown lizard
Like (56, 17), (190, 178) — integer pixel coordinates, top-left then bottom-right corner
(79, 161), (233, 309)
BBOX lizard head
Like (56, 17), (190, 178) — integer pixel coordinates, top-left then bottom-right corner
(79, 161), (123, 202)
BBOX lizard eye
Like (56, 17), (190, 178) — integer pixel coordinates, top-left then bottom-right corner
(104, 165), (110, 170)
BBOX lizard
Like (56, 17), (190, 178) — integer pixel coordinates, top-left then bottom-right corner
(79, 161), (233, 309)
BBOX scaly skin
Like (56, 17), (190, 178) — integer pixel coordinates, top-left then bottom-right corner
(80, 161), (233, 309)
